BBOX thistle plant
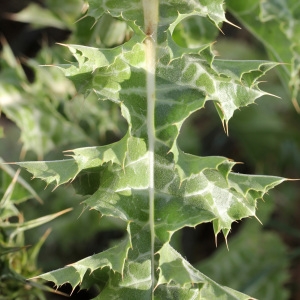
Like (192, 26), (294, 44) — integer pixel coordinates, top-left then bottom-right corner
(15, 0), (288, 299)
(0, 161), (71, 299)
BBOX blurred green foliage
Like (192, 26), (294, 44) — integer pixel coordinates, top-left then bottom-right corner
(0, 161), (72, 299)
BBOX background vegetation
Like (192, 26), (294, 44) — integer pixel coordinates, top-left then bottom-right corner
(0, 0), (300, 299)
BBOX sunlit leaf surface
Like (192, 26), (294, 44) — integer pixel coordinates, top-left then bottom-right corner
(16, 1), (287, 298)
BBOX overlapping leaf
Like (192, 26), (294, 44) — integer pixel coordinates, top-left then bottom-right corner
(15, 0), (287, 299)
(227, 0), (300, 111)
(0, 42), (86, 158)
(196, 203), (290, 299)
(0, 162), (72, 299)
(0, 3), (126, 158)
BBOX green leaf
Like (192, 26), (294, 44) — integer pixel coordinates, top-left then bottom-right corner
(15, 0), (288, 299)
(16, 132), (130, 188)
(34, 235), (131, 289)
(0, 157), (42, 204)
(0, 42), (88, 158)
(196, 214), (290, 299)
(5, 3), (68, 29)
(156, 243), (251, 299)
(227, 0), (300, 111)
(86, 0), (232, 32)
(1, 208), (72, 239)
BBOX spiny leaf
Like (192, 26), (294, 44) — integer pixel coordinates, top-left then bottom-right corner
(16, 133), (130, 188)
(0, 42), (88, 158)
(196, 210), (290, 299)
(227, 0), (300, 111)
(157, 55), (278, 134)
(86, 0), (231, 30)
(15, 0), (288, 299)
(16, 159), (78, 188)
(34, 236), (131, 292)
(156, 243), (252, 300)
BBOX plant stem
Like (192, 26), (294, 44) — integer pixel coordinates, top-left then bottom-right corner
(143, 0), (158, 296)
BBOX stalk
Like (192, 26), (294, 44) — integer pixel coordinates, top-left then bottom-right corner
(142, 0), (159, 295)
